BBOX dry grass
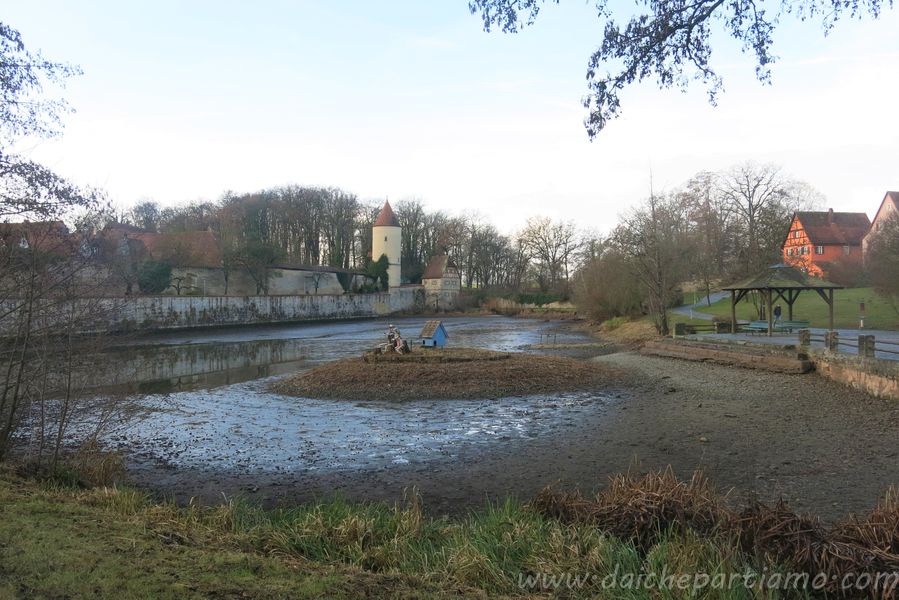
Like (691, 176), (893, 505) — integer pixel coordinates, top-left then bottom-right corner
(530, 468), (728, 551)
(273, 348), (620, 401)
(6, 463), (899, 598)
(597, 320), (659, 347)
(361, 348), (511, 364)
(735, 490), (899, 597)
(532, 468), (899, 597)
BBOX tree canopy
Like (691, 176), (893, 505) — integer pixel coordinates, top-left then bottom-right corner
(468, 0), (889, 138)
(1, 21), (99, 221)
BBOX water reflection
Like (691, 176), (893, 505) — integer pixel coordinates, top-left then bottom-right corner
(83, 316), (585, 395)
(66, 316), (612, 478)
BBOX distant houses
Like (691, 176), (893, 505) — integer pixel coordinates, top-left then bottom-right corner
(782, 209), (870, 277)
(421, 254), (461, 310)
(780, 191), (898, 280)
(863, 191), (899, 255)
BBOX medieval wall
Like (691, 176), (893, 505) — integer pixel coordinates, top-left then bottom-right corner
(0, 286), (426, 335)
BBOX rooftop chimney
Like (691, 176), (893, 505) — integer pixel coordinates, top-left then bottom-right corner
(828, 207), (834, 224)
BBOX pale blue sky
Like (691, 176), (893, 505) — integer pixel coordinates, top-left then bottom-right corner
(6, 1), (899, 233)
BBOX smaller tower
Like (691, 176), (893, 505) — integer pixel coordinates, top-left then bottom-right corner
(372, 200), (401, 289)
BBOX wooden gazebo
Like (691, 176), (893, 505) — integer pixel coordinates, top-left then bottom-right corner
(721, 264), (843, 335)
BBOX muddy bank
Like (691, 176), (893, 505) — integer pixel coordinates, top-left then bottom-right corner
(273, 348), (620, 401)
(119, 344), (899, 521)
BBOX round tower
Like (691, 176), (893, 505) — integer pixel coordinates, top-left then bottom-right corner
(372, 200), (401, 289)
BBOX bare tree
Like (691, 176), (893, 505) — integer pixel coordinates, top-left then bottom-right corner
(612, 192), (695, 335)
(519, 216), (581, 292)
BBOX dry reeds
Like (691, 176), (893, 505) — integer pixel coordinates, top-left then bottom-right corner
(274, 349), (620, 401)
(530, 468), (727, 551)
(531, 469), (899, 598)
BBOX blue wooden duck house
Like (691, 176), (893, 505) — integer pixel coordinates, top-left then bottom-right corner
(420, 320), (448, 348)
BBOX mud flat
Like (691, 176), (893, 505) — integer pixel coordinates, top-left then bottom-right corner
(272, 347), (621, 401)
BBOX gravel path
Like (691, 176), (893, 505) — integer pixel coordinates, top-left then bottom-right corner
(588, 352), (899, 518)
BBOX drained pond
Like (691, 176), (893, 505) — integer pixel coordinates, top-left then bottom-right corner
(36, 315), (899, 519)
(62, 316), (619, 508)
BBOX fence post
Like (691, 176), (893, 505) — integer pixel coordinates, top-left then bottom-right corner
(673, 322), (686, 337)
(859, 334), (875, 358)
(825, 330), (839, 352)
(798, 328), (810, 348)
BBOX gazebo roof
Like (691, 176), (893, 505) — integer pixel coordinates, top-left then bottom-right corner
(721, 264), (843, 291)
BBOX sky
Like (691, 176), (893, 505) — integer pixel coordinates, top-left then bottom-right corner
(5, 1), (899, 234)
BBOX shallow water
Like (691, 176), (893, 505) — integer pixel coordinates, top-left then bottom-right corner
(71, 316), (611, 477)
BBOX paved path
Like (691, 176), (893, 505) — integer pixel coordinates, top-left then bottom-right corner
(688, 327), (899, 361)
(671, 291), (729, 321)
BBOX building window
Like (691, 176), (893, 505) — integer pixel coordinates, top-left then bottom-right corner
(792, 230), (800, 239)
(815, 246), (824, 255)
(384, 236), (387, 242)
(843, 245), (850, 255)
(786, 248), (793, 257)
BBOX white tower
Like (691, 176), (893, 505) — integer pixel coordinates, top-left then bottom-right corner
(372, 200), (401, 289)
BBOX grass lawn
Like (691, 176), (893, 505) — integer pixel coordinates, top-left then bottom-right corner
(0, 474), (455, 599)
(5, 465), (899, 599)
(0, 468), (806, 600)
(697, 287), (899, 330)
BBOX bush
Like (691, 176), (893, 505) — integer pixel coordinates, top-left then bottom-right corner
(601, 316), (629, 331)
(137, 260), (172, 294)
(515, 291), (566, 306)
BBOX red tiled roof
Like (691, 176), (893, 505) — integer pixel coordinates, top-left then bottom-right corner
(128, 231), (223, 268)
(0, 220), (72, 254)
(373, 201), (400, 227)
(794, 211), (870, 246)
(422, 255), (459, 280)
(876, 191), (899, 220)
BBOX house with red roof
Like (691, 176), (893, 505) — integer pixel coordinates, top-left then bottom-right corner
(863, 191), (899, 256)
(782, 209), (870, 277)
(0, 221), (72, 256)
(421, 254), (461, 310)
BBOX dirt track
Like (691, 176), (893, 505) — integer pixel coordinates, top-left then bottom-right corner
(137, 342), (899, 521)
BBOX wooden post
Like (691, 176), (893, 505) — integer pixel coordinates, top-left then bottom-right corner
(730, 290), (736, 333)
(798, 328), (810, 347)
(766, 289), (773, 336)
(826, 330), (839, 352)
(787, 290), (794, 321)
(828, 288), (834, 331)
(859, 335), (875, 358)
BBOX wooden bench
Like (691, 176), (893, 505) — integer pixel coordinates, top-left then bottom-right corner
(741, 320), (810, 334)
(777, 320), (809, 333)
(743, 320), (770, 333)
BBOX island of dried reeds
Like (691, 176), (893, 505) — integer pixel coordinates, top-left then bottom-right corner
(272, 347), (618, 401)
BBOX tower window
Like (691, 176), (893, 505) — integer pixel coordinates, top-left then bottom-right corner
(384, 236), (387, 242)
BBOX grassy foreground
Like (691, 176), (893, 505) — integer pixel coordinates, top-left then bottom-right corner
(0, 469), (787, 600)
(3, 466), (898, 599)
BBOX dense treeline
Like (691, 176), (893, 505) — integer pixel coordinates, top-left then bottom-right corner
(574, 163), (821, 334)
(111, 160), (830, 331)
(116, 191), (589, 294)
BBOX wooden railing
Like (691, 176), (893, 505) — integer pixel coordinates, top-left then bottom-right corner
(799, 329), (899, 358)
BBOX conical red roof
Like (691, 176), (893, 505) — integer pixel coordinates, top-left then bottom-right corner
(374, 200), (400, 227)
